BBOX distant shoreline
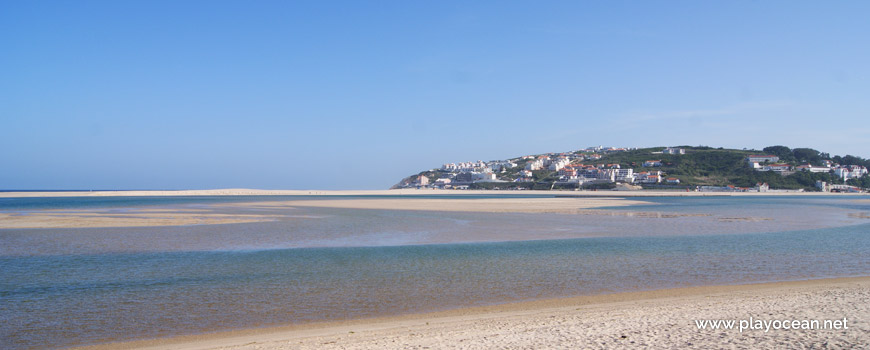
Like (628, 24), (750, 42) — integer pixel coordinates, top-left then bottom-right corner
(1, 188), (867, 198)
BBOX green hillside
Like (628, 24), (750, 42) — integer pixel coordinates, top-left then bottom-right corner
(581, 146), (839, 189)
(396, 145), (870, 191)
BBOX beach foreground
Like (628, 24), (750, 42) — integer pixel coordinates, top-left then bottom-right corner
(78, 277), (869, 350)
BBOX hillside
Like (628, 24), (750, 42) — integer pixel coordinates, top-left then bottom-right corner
(394, 146), (870, 191)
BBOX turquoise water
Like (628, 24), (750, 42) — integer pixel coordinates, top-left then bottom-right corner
(1, 195), (869, 349)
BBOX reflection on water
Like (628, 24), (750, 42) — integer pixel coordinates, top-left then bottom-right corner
(3, 225), (870, 349)
(2, 196), (869, 257)
(1, 195), (869, 349)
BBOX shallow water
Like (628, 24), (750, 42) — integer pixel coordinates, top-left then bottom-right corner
(1, 195), (869, 349)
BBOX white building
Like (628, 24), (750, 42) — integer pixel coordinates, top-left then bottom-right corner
(834, 165), (869, 180)
(762, 164), (792, 173)
(747, 155), (780, 163)
(597, 169), (616, 182)
(795, 164), (831, 173)
(663, 147), (685, 155)
(488, 161), (517, 172)
(635, 172), (662, 183)
(472, 171), (497, 181)
(525, 159), (544, 171)
(615, 168), (635, 183)
(559, 167), (579, 178)
(641, 175), (661, 183)
(548, 158), (570, 171)
(643, 160), (663, 167)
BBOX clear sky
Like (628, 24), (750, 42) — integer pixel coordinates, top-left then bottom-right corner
(2, 1), (869, 190)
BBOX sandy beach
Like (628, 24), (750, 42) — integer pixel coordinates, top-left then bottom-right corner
(75, 276), (870, 350)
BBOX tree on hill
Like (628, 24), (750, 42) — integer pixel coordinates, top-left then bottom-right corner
(834, 155), (870, 168)
(792, 148), (823, 165)
(762, 145), (795, 162)
(848, 175), (870, 189)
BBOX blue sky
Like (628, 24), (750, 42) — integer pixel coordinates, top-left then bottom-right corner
(2, 1), (868, 190)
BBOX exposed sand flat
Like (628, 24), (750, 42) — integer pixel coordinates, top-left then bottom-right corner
(0, 210), (283, 228)
(78, 277), (870, 350)
(2, 188), (867, 198)
(232, 197), (650, 213)
(2, 195), (861, 228)
(0, 197), (647, 228)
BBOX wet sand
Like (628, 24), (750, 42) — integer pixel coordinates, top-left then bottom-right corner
(75, 276), (870, 350)
(0, 209), (284, 229)
(229, 197), (651, 214)
(3, 193), (866, 229)
(0, 197), (648, 228)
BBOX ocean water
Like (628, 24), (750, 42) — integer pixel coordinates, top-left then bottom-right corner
(1, 195), (869, 349)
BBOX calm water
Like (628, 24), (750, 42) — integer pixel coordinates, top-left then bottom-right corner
(1, 195), (869, 349)
(0, 194), (550, 211)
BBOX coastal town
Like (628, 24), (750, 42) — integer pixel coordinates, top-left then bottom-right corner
(396, 146), (869, 193)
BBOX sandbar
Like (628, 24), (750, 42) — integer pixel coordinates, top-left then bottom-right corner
(75, 276), (870, 350)
(0, 197), (649, 228)
(0, 210), (284, 229)
(230, 197), (651, 214)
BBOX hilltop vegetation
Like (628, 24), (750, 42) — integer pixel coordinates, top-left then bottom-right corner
(592, 146), (841, 190)
(396, 145), (870, 191)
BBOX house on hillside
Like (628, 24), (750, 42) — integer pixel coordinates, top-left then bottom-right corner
(746, 155), (780, 163)
(525, 159), (544, 171)
(834, 165), (869, 180)
(615, 169), (634, 183)
(434, 178), (451, 185)
(795, 164), (831, 173)
(764, 163), (792, 173)
(414, 175), (429, 187)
